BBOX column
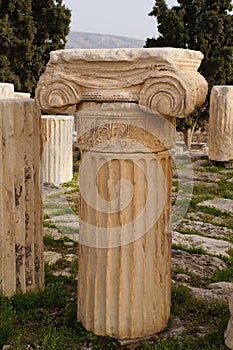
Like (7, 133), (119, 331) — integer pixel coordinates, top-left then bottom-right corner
(225, 293), (233, 349)
(41, 115), (74, 185)
(35, 47), (208, 339)
(0, 99), (44, 296)
(77, 102), (174, 338)
(208, 86), (233, 162)
(0, 83), (14, 98)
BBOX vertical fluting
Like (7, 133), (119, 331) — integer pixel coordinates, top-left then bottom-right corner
(78, 105), (173, 339)
(208, 86), (233, 162)
(0, 99), (43, 296)
(41, 115), (74, 185)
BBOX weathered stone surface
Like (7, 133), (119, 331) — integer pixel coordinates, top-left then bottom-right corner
(0, 83), (30, 99)
(78, 103), (173, 339)
(172, 231), (233, 257)
(14, 92), (30, 99)
(198, 198), (233, 215)
(208, 86), (233, 162)
(44, 251), (62, 265)
(176, 219), (233, 241)
(0, 99), (44, 296)
(0, 83), (14, 98)
(189, 282), (233, 302)
(172, 249), (228, 276)
(35, 48), (207, 116)
(35, 48), (207, 340)
(41, 115), (74, 185)
(226, 293), (233, 349)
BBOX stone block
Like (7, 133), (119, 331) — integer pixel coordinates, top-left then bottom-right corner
(0, 99), (44, 296)
(208, 86), (233, 162)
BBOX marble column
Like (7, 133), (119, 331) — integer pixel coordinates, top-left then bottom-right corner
(41, 115), (74, 185)
(0, 83), (14, 98)
(225, 293), (233, 349)
(0, 99), (44, 296)
(35, 48), (208, 339)
(208, 86), (233, 162)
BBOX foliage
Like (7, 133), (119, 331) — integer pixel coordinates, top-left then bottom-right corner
(0, 0), (71, 94)
(145, 0), (233, 145)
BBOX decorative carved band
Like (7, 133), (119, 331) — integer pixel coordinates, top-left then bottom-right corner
(78, 122), (165, 153)
(76, 102), (176, 153)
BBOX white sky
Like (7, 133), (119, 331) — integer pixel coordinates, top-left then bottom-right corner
(62, 0), (178, 40)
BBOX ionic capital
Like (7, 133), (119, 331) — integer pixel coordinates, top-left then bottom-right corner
(35, 48), (207, 117)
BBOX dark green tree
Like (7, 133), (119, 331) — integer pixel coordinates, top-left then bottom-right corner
(146, 0), (233, 148)
(0, 0), (71, 94)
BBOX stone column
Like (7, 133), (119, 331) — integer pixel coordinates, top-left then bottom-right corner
(35, 48), (208, 340)
(208, 86), (233, 163)
(0, 83), (14, 98)
(226, 293), (233, 349)
(0, 99), (44, 296)
(41, 115), (74, 185)
(14, 92), (31, 99)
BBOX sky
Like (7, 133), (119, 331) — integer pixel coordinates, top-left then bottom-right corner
(62, 0), (178, 41)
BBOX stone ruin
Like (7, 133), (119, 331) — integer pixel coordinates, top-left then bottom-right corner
(208, 86), (233, 165)
(41, 114), (74, 185)
(1, 47), (233, 347)
(0, 87), (43, 295)
(35, 47), (207, 340)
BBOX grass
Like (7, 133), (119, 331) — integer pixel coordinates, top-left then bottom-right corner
(0, 281), (230, 349)
(43, 233), (75, 248)
(210, 250), (233, 282)
(2, 146), (233, 348)
(172, 243), (208, 255)
(62, 170), (79, 192)
(177, 226), (233, 243)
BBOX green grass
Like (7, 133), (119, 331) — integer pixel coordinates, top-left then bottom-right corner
(172, 243), (207, 255)
(4, 149), (232, 348)
(172, 266), (198, 280)
(43, 220), (59, 230)
(1, 280), (229, 349)
(210, 250), (233, 282)
(137, 284), (229, 349)
(62, 171), (79, 192)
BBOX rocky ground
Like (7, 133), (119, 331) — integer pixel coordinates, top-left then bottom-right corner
(41, 143), (233, 349)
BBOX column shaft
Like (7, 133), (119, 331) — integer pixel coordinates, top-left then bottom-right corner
(0, 99), (43, 296)
(208, 86), (233, 162)
(77, 103), (173, 339)
(41, 115), (74, 185)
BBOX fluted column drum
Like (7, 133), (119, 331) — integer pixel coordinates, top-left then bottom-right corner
(41, 115), (74, 185)
(0, 99), (43, 296)
(35, 47), (208, 340)
(77, 103), (173, 339)
(208, 86), (233, 162)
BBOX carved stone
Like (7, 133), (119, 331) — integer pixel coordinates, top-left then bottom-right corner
(208, 86), (233, 162)
(225, 293), (233, 349)
(78, 103), (173, 338)
(35, 48), (207, 340)
(41, 115), (74, 185)
(14, 92), (31, 99)
(0, 82), (30, 99)
(0, 99), (44, 296)
(35, 48), (207, 116)
(0, 83), (14, 98)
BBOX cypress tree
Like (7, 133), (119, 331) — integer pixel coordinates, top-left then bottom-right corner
(0, 0), (71, 94)
(146, 0), (233, 148)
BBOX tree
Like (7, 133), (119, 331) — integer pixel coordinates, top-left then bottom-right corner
(0, 0), (71, 94)
(146, 0), (233, 148)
